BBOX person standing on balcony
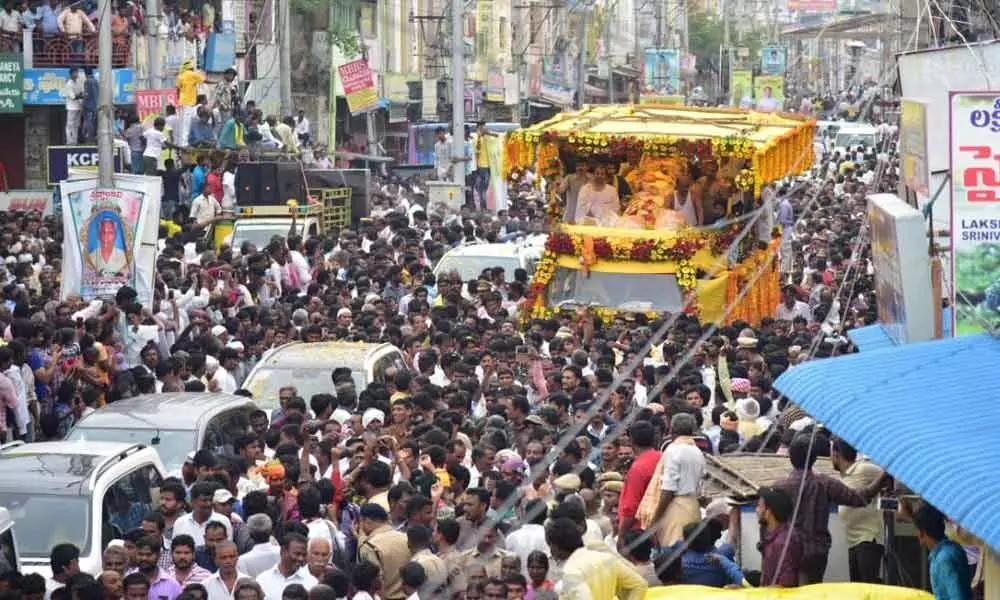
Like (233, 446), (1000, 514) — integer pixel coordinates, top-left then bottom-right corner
(57, 3), (94, 54)
(0, 2), (23, 38)
(61, 67), (84, 145)
(81, 67), (98, 143)
(38, 0), (59, 37)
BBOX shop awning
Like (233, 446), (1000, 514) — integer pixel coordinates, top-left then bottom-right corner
(847, 309), (953, 352)
(773, 333), (1000, 551)
(845, 324), (896, 352)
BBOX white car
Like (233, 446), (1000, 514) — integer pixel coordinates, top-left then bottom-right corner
(0, 441), (167, 576)
(432, 238), (545, 282)
(229, 217), (321, 255)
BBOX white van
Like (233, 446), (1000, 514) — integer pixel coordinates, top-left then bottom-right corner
(832, 124), (878, 155)
(0, 507), (20, 576)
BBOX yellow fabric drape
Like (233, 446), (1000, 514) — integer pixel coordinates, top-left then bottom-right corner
(643, 583), (933, 600)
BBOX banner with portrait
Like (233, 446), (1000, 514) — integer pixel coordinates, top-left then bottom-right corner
(59, 174), (162, 306)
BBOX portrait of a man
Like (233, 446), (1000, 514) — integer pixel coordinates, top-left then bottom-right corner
(87, 212), (129, 276)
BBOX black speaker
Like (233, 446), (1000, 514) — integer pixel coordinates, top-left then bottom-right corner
(235, 162), (306, 205)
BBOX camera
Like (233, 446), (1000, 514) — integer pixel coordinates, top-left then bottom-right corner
(876, 496), (899, 511)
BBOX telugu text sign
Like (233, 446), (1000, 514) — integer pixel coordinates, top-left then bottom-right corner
(949, 92), (1000, 336)
(900, 99), (929, 196)
(337, 59), (378, 114)
(0, 53), (23, 113)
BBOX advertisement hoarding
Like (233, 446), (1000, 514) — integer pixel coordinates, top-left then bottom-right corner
(867, 193), (934, 344)
(900, 98), (930, 196)
(338, 59), (379, 114)
(949, 91), (1000, 336)
(643, 48), (680, 95)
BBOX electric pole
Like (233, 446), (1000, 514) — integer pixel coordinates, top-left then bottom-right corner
(97, 0), (113, 186)
(576, 12), (588, 108)
(605, 0), (614, 102)
(279, 0), (292, 115)
(146, 0), (159, 88)
(451, 0), (465, 190)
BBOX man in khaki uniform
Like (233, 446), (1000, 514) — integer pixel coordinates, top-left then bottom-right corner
(435, 519), (468, 595)
(407, 524), (447, 593)
(358, 503), (411, 600)
(458, 522), (512, 579)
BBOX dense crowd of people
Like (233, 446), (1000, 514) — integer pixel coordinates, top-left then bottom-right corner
(0, 122), (978, 600)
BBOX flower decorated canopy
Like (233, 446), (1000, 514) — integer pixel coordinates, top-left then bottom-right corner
(506, 104), (817, 190)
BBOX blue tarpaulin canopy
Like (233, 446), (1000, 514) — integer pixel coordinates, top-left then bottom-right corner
(774, 333), (1000, 551)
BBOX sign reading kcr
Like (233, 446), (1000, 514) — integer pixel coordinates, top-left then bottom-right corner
(47, 146), (125, 186)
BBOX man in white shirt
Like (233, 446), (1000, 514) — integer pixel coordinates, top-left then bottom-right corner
(650, 413), (705, 547)
(775, 285), (814, 322)
(504, 499), (549, 578)
(433, 127), (453, 181)
(0, 5), (21, 33)
(62, 67), (84, 144)
(45, 543), (80, 600)
(211, 348), (239, 394)
(172, 482), (233, 545)
(202, 541), (247, 600)
(256, 533), (317, 600)
(294, 110), (310, 145)
(237, 514), (281, 577)
(189, 191), (221, 228)
(142, 117), (169, 175)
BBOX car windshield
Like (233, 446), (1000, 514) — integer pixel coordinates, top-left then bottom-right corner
(0, 494), (90, 558)
(435, 255), (525, 282)
(66, 428), (195, 474)
(835, 132), (875, 149)
(232, 225), (291, 250)
(548, 267), (685, 312)
(245, 368), (365, 411)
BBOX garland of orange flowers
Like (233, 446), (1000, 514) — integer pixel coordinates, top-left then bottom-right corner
(725, 237), (782, 324)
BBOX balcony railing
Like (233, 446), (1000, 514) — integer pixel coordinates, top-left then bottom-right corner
(0, 32), (131, 68)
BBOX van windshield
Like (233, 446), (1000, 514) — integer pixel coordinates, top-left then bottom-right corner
(548, 268), (685, 312)
(0, 494), (90, 558)
(835, 132), (876, 150)
(245, 368), (365, 411)
(434, 255), (526, 282)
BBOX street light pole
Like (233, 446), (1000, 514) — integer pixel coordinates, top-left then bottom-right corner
(451, 0), (465, 191)
(97, 0), (114, 186)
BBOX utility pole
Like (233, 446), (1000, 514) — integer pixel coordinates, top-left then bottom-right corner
(576, 12), (588, 108)
(451, 0), (465, 191)
(146, 0), (159, 88)
(327, 10), (337, 149)
(279, 0), (292, 115)
(605, 0), (614, 103)
(97, 0), (113, 186)
(656, 0), (664, 47)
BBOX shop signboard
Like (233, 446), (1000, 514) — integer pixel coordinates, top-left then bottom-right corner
(338, 59), (378, 114)
(0, 53), (23, 113)
(949, 91), (1000, 335)
(900, 98), (929, 196)
(23, 68), (134, 105)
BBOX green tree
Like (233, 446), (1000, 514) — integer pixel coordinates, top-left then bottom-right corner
(687, 10), (770, 73)
(687, 11), (724, 72)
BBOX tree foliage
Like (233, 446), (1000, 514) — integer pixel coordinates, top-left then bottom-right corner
(687, 10), (770, 73)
